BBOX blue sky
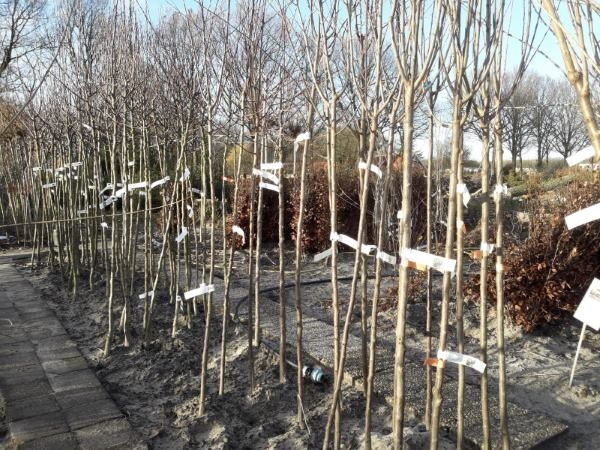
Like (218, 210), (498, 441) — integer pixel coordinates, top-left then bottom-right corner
(144, 0), (567, 77)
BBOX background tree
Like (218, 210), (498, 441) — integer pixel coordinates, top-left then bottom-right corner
(548, 80), (590, 160)
(501, 72), (536, 172)
(528, 74), (555, 167)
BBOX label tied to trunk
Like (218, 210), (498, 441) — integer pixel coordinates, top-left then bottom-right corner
(232, 225), (245, 245)
(358, 160), (383, 178)
(437, 350), (486, 373)
(330, 232), (376, 255)
(400, 248), (456, 274)
(151, 176), (170, 189)
(259, 181), (279, 193)
(480, 242), (495, 255)
(179, 167), (190, 182)
(184, 284), (215, 300)
(314, 247), (333, 262)
(294, 132), (311, 153)
(253, 168), (280, 185)
(260, 162), (283, 171)
(175, 227), (188, 243)
(376, 250), (396, 265)
(457, 183), (470, 207)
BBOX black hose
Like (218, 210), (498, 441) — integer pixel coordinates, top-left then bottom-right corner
(233, 272), (398, 322)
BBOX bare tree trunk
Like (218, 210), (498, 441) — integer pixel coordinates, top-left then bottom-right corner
(392, 86), (415, 450)
(479, 128), (492, 449)
(455, 145), (465, 449)
(425, 109), (434, 431)
(364, 104), (399, 448)
(494, 107), (510, 450)
(429, 103), (461, 449)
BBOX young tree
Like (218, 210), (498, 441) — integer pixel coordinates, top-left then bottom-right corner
(541, 0), (600, 157)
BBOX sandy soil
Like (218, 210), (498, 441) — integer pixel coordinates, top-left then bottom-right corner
(251, 248), (600, 449)
(8, 244), (599, 449)
(21, 263), (455, 450)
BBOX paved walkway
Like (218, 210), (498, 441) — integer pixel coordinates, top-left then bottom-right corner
(0, 264), (144, 450)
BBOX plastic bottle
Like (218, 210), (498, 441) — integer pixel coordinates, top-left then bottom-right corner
(302, 365), (325, 384)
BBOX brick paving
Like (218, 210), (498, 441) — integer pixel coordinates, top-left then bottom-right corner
(0, 264), (145, 450)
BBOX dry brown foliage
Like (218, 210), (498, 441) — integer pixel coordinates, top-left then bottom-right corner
(227, 165), (428, 254)
(466, 180), (600, 331)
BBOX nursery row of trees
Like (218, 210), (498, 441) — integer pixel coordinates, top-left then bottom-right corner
(0, 1), (599, 449)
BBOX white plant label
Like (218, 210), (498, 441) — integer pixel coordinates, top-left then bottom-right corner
(574, 278), (600, 331)
(191, 187), (202, 195)
(401, 248), (456, 274)
(493, 184), (509, 201)
(457, 183), (470, 207)
(358, 160), (383, 178)
(361, 244), (377, 256)
(175, 227), (188, 243)
(100, 196), (116, 208)
(128, 181), (148, 190)
(32, 167), (41, 172)
(294, 132), (310, 153)
(187, 204), (193, 218)
(114, 187), (126, 198)
(376, 250), (397, 266)
(295, 132), (310, 142)
(138, 291), (154, 300)
(184, 284), (215, 300)
(330, 232), (375, 256)
(480, 242), (495, 255)
(128, 161), (135, 167)
(437, 350), (486, 373)
(151, 176), (170, 189)
(330, 232), (356, 250)
(101, 222), (109, 228)
(259, 182), (279, 193)
(180, 167), (190, 182)
(42, 183), (56, 189)
(261, 162), (283, 171)
(565, 202), (600, 230)
(253, 168), (280, 185)
(314, 247), (333, 262)
(232, 225), (245, 245)
(567, 147), (595, 166)
(397, 210), (404, 220)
